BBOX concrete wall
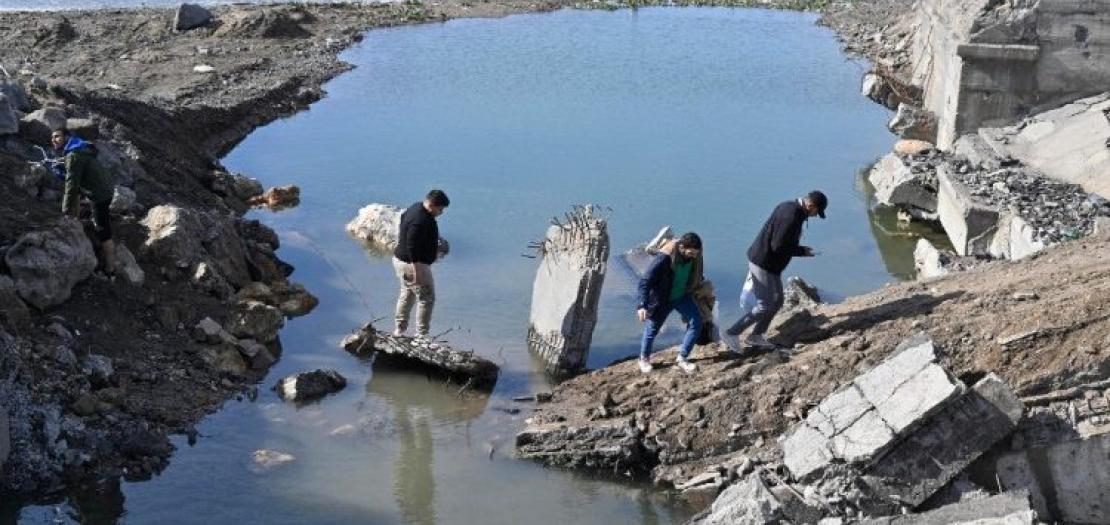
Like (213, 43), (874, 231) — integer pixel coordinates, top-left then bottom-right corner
(996, 433), (1110, 524)
(911, 0), (1110, 148)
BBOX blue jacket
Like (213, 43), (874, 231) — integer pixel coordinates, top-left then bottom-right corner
(637, 246), (704, 318)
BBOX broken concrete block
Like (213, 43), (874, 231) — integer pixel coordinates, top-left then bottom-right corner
(859, 374), (1023, 513)
(853, 333), (938, 407)
(830, 409), (896, 463)
(913, 239), (950, 279)
(859, 491), (1035, 524)
(995, 433), (1110, 524)
(888, 103), (938, 142)
(527, 205), (609, 376)
(687, 473), (784, 525)
(868, 153), (937, 213)
(872, 364), (961, 434)
(782, 421), (836, 480)
(937, 165), (1001, 256)
(994, 452), (1049, 520)
(806, 385), (871, 439)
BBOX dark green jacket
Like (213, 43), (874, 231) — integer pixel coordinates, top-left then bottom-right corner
(62, 138), (113, 215)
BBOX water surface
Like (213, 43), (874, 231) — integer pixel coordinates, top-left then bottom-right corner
(12, 8), (908, 524)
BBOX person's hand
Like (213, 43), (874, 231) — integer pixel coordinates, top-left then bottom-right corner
(800, 246), (817, 257)
(636, 308), (648, 322)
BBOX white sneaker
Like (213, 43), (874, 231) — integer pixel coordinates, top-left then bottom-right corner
(638, 358), (653, 374)
(676, 355), (697, 373)
(392, 328), (405, 337)
(743, 334), (777, 350)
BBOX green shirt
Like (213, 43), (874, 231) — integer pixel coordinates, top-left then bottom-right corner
(669, 260), (692, 302)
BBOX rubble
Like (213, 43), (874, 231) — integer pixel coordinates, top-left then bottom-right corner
(527, 205), (609, 376)
(247, 184), (300, 209)
(858, 491), (1035, 524)
(273, 369), (347, 402)
(341, 322), (499, 389)
(686, 472), (784, 525)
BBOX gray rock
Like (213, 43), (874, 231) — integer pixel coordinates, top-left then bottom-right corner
(64, 118), (98, 140)
(114, 244), (145, 286)
(193, 317), (235, 344)
(14, 163), (44, 196)
(174, 3), (214, 31)
(95, 141), (145, 188)
(888, 103), (937, 142)
(869, 153), (938, 213)
(783, 276), (821, 310)
(235, 282), (275, 303)
(19, 107), (66, 144)
(527, 205), (609, 375)
(687, 473), (784, 525)
(4, 218), (97, 309)
(80, 354), (114, 389)
(913, 239), (950, 279)
(0, 78), (30, 111)
(859, 491), (1034, 524)
(0, 93), (17, 135)
(995, 433), (1110, 524)
(936, 165), (1002, 257)
(0, 275), (31, 330)
(373, 328), (500, 388)
(273, 369), (346, 402)
(192, 262), (233, 299)
(141, 205), (205, 268)
(226, 300), (284, 343)
(231, 174), (263, 200)
(109, 185), (136, 214)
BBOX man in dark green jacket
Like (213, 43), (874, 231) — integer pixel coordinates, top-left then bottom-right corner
(52, 129), (117, 274)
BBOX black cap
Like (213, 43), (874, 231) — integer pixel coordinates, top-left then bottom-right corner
(807, 190), (828, 219)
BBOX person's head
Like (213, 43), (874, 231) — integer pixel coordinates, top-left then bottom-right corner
(50, 129), (68, 151)
(803, 190), (828, 219)
(676, 232), (702, 259)
(423, 189), (450, 217)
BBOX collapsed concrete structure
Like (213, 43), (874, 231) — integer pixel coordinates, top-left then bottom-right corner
(526, 205), (609, 376)
(341, 322), (500, 389)
(908, 0), (1110, 149)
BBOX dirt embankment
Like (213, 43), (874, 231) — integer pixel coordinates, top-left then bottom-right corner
(0, 0), (906, 502)
(517, 236), (1110, 488)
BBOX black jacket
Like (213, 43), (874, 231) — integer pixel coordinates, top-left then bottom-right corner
(393, 202), (439, 265)
(747, 200), (808, 275)
(637, 244), (704, 318)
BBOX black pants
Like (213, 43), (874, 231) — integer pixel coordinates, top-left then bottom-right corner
(91, 199), (112, 242)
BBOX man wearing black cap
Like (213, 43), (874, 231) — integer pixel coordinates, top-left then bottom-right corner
(724, 190), (827, 352)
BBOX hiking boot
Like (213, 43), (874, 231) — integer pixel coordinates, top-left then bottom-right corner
(742, 334), (777, 351)
(676, 355), (697, 374)
(638, 357), (653, 374)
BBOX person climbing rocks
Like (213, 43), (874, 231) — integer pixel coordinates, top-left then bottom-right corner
(53, 128), (118, 276)
(636, 232), (705, 374)
(724, 190), (827, 353)
(392, 189), (449, 338)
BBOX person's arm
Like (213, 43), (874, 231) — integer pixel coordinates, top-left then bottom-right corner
(637, 256), (666, 320)
(769, 209), (807, 257)
(61, 153), (83, 216)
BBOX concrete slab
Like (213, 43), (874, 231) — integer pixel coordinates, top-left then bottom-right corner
(781, 422), (836, 481)
(869, 153), (938, 212)
(807, 385), (871, 438)
(830, 409), (897, 463)
(873, 364), (962, 434)
(859, 491), (1034, 525)
(937, 165), (1001, 256)
(854, 332), (938, 407)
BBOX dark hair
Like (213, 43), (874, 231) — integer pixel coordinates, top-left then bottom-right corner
(677, 232), (702, 250)
(426, 189), (450, 208)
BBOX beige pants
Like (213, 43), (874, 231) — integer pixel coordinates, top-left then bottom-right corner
(393, 257), (435, 336)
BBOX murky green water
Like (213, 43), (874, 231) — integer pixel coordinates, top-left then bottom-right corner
(11, 7), (922, 524)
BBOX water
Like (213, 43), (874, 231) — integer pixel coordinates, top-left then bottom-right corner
(10, 7), (914, 524)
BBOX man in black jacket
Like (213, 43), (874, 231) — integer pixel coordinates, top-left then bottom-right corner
(724, 191), (827, 352)
(392, 189), (449, 338)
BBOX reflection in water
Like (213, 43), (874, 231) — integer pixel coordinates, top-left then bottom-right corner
(368, 361), (492, 525)
(857, 166), (951, 280)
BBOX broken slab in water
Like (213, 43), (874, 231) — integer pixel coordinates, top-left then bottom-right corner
(619, 225), (674, 278)
(526, 205), (609, 376)
(341, 322), (499, 389)
(344, 202), (450, 257)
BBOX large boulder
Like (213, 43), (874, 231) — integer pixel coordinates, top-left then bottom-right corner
(4, 218), (97, 309)
(95, 141), (145, 188)
(0, 77), (30, 112)
(114, 244), (145, 286)
(140, 205), (205, 268)
(868, 153), (937, 213)
(19, 107), (66, 144)
(273, 369), (346, 402)
(226, 300), (284, 343)
(109, 185), (137, 214)
(174, 3), (213, 31)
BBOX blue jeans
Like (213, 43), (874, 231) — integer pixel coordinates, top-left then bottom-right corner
(640, 295), (702, 359)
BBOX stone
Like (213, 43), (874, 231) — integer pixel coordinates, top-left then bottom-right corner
(858, 374), (1023, 513)
(207, 345), (246, 377)
(114, 244), (144, 286)
(251, 449), (295, 471)
(231, 173), (264, 200)
(0, 94), (17, 135)
(995, 433), (1110, 524)
(14, 163), (44, 196)
(273, 369), (346, 402)
(345, 203), (450, 258)
(527, 205), (609, 375)
(174, 3), (213, 31)
(888, 103), (937, 142)
(783, 276), (821, 310)
(278, 292), (318, 318)
(95, 142), (145, 188)
(4, 218), (97, 309)
(192, 262), (233, 299)
(19, 107), (66, 144)
(237, 339), (275, 370)
(687, 473), (784, 525)
(141, 205), (205, 269)
(226, 300), (284, 343)
(914, 239), (949, 279)
(71, 393), (97, 417)
(80, 354), (115, 389)
(871, 363), (961, 434)
(952, 134), (1002, 172)
(0, 78), (30, 112)
(1094, 216), (1110, 242)
(829, 409), (896, 463)
(868, 153), (937, 213)
(859, 491), (1035, 524)
(805, 385), (871, 439)
(0, 275), (31, 330)
(64, 118), (98, 140)
(936, 166), (1001, 257)
(247, 185), (300, 209)
(109, 185), (137, 214)
(893, 139), (936, 156)
(193, 317), (236, 345)
(235, 282), (275, 303)
(782, 420), (836, 480)
(861, 72), (898, 110)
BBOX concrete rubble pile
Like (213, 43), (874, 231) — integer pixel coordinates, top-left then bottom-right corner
(526, 205), (609, 376)
(692, 333), (1034, 523)
(340, 322), (499, 389)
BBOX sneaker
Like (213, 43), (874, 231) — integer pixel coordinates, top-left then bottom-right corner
(722, 334), (745, 355)
(392, 328), (405, 337)
(638, 357), (653, 374)
(676, 355), (697, 373)
(742, 334), (777, 350)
